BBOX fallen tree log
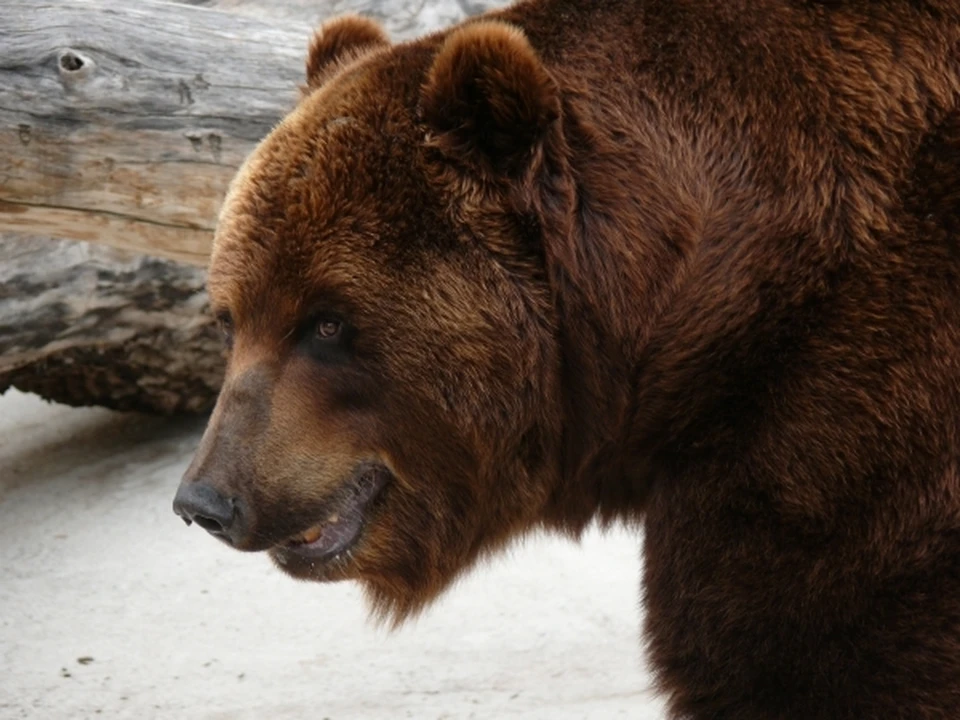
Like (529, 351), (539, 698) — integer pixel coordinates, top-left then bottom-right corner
(0, 0), (306, 265)
(0, 0), (505, 413)
(0, 233), (223, 414)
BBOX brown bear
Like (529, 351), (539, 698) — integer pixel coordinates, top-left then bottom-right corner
(172, 1), (960, 717)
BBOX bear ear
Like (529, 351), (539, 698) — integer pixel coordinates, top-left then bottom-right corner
(305, 15), (390, 89)
(420, 21), (560, 178)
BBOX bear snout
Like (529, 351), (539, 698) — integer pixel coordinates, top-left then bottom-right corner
(174, 418), (258, 549)
(172, 480), (247, 546)
(173, 367), (273, 550)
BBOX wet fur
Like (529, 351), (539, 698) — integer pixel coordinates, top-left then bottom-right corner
(191, 2), (960, 717)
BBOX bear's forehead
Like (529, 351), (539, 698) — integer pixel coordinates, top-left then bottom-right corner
(215, 50), (435, 248)
(208, 49), (448, 324)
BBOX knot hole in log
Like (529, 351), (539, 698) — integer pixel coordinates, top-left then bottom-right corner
(58, 49), (95, 81)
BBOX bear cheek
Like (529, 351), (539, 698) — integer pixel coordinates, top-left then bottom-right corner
(255, 364), (378, 493)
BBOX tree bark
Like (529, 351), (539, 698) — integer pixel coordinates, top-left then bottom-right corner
(0, 0), (505, 414)
(0, 0), (307, 265)
(0, 233), (224, 414)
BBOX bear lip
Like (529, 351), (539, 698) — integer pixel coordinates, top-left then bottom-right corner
(274, 464), (390, 563)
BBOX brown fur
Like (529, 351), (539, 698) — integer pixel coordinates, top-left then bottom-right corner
(304, 14), (390, 90)
(177, 1), (960, 717)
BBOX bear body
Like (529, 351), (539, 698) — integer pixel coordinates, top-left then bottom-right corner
(173, 1), (960, 717)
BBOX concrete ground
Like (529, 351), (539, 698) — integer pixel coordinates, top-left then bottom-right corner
(0, 389), (665, 719)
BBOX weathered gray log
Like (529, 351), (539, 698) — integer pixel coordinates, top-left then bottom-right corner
(0, 233), (224, 414)
(0, 0), (307, 265)
(0, 0), (505, 413)
(185, 0), (494, 40)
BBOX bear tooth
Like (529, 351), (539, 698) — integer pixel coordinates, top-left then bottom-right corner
(301, 526), (322, 544)
(327, 513), (339, 524)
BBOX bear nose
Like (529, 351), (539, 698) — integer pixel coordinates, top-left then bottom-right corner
(172, 482), (240, 544)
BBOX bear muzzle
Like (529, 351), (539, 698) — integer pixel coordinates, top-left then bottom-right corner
(172, 365), (274, 550)
(172, 480), (251, 548)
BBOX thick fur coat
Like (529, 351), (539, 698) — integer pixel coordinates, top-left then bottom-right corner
(174, 1), (960, 717)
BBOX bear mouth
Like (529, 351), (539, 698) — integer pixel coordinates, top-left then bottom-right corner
(272, 464), (390, 563)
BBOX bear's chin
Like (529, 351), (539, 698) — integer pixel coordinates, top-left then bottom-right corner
(267, 464), (391, 581)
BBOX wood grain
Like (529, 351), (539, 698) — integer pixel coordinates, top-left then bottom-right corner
(0, 0), (305, 264)
(0, 232), (225, 413)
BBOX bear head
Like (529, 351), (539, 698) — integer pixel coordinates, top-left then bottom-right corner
(174, 15), (575, 622)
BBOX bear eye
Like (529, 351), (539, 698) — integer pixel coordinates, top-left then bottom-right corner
(216, 311), (234, 347)
(300, 314), (352, 365)
(315, 319), (342, 340)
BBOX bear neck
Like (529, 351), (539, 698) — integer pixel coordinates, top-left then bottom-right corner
(535, 92), (707, 533)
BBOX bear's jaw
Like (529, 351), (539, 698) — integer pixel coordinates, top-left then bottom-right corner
(270, 464), (390, 566)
